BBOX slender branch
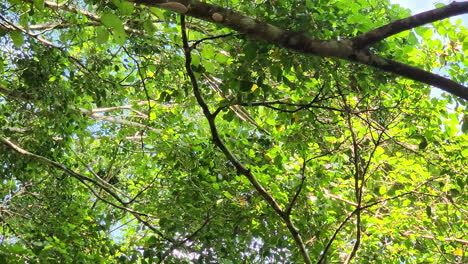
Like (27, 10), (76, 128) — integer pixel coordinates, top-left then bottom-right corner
(127, 163), (167, 204)
(190, 32), (237, 50)
(351, 1), (468, 48)
(322, 188), (358, 207)
(285, 159), (307, 216)
(158, 210), (214, 264)
(0, 15), (61, 48)
(180, 15), (311, 264)
(180, 16), (283, 216)
(238, 100), (343, 113)
(0, 136), (174, 242)
(122, 46), (160, 118)
(204, 74), (268, 133)
(400, 231), (468, 245)
(317, 209), (358, 264)
(334, 81), (363, 264)
(360, 178), (443, 211)
(0, 137), (125, 204)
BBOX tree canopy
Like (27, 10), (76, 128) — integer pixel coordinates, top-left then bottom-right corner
(0, 0), (467, 263)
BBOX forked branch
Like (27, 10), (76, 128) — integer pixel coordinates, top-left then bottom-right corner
(180, 15), (312, 264)
(131, 0), (468, 100)
(351, 1), (468, 48)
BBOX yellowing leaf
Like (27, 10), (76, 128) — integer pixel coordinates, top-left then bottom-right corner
(374, 146), (385, 156)
(251, 84), (258, 91)
(453, 247), (463, 256)
(149, 112), (157, 120)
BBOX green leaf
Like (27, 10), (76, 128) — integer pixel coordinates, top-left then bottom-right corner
(0, 58), (4, 73)
(265, 118), (275, 126)
(461, 148), (468, 157)
(33, 0), (44, 10)
(407, 32), (419, 45)
(117, 1), (134, 15)
(378, 186), (386, 195)
(149, 112), (157, 121)
(112, 28), (127, 45)
(414, 27), (433, 40)
(461, 114), (468, 134)
(223, 191), (233, 199)
(101, 13), (123, 30)
(191, 53), (201, 66)
(202, 60), (215, 73)
(9, 30), (23, 47)
(95, 27), (109, 44)
(143, 20), (156, 34)
(418, 137), (428, 150)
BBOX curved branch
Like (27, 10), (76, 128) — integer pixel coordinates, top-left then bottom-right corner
(317, 209), (357, 264)
(180, 15), (311, 264)
(285, 160), (307, 216)
(0, 136), (174, 242)
(351, 1), (468, 49)
(348, 52), (468, 100)
(130, 0), (468, 100)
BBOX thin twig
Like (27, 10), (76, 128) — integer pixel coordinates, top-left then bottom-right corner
(317, 209), (358, 264)
(285, 159), (307, 216)
(0, 136), (174, 243)
(190, 32), (238, 50)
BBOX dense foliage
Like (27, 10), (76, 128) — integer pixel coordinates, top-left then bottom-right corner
(0, 0), (467, 263)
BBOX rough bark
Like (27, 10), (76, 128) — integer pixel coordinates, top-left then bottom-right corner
(130, 0), (468, 100)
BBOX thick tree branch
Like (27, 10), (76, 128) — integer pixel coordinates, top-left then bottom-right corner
(130, 0), (468, 100)
(351, 1), (468, 48)
(349, 54), (468, 100)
